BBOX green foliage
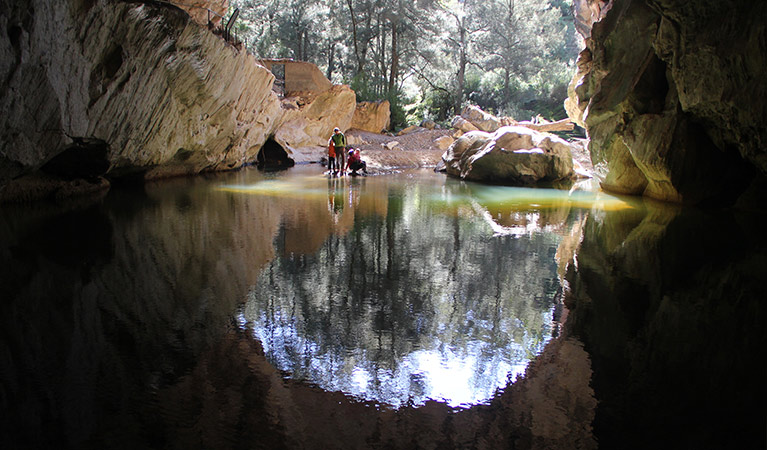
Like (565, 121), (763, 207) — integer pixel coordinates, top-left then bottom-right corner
(387, 89), (409, 130)
(350, 73), (377, 102)
(404, 93), (429, 126)
(229, 0), (580, 123)
(421, 88), (453, 122)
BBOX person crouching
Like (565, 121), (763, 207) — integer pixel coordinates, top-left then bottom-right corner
(345, 147), (367, 175)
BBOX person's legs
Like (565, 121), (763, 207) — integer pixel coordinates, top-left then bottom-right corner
(337, 151), (346, 175)
(328, 156), (336, 174)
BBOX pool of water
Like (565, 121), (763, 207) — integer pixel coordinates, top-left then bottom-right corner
(223, 169), (620, 408)
(2, 166), (762, 449)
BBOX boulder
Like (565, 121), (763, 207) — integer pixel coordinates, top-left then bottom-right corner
(451, 116), (479, 133)
(461, 105), (502, 132)
(457, 106), (573, 134)
(441, 126), (574, 184)
(350, 100), (390, 133)
(420, 119), (437, 130)
(397, 125), (426, 136)
(434, 135), (454, 151)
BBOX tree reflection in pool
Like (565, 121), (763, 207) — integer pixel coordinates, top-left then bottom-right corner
(227, 170), (624, 408)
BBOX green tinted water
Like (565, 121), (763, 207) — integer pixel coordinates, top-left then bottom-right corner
(219, 168), (629, 407)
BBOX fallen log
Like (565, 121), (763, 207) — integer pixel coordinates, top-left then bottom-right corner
(515, 118), (575, 132)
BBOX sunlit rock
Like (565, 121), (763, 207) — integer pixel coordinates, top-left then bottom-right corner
(350, 100), (390, 133)
(433, 135), (454, 151)
(274, 85), (356, 149)
(461, 105), (502, 132)
(442, 126), (575, 184)
(176, 0), (229, 26)
(397, 125), (427, 136)
(451, 116), (479, 133)
(0, 1), (280, 188)
(0, 1), (359, 201)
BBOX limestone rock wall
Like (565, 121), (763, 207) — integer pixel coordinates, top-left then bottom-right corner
(568, 0), (767, 205)
(0, 0), (356, 201)
(275, 84), (357, 151)
(1, 0), (279, 185)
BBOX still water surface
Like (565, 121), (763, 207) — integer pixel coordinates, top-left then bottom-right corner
(0, 166), (635, 448)
(218, 168), (622, 407)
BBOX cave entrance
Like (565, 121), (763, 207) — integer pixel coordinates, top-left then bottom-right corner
(41, 138), (111, 180)
(256, 137), (294, 171)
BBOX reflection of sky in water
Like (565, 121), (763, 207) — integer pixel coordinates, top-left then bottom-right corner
(240, 307), (552, 408)
(230, 169), (616, 409)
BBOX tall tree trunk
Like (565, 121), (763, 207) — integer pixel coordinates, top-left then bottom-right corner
(360, 9), (373, 73)
(503, 67), (511, 105)
(455, 19), (466, 115)
(379, 16), (387, 96)
(296, 30), (303, 60)
(346, 0), (363, 74)
(326, 42), (335, 80)
(388, 19), (398, 95)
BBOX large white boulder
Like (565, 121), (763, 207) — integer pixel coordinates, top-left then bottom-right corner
(441, 126), (574, 184)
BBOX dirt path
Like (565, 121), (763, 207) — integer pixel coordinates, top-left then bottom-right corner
(292, 128), (593, 176)
(291, 128), (453, 173)
(346, 129), (454, 172)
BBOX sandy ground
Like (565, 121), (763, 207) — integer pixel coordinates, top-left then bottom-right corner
(291, 128), (594, 176)
(291, 128), (454, 173)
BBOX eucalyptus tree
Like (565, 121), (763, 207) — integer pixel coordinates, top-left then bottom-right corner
(230, 0), (284, 57)
(475, 0), (574, 114)
(277, 0), (321, 60)
(228, 0), (578, 125)
(436, 0), (486, 115)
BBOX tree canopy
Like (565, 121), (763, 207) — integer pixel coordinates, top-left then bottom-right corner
(230, 0), (580, 128)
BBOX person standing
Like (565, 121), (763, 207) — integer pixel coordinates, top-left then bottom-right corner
(327, 137), (337, 175)
(330, 127), (346, 176)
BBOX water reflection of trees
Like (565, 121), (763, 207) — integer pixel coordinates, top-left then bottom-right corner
(244, 182), (569, 406)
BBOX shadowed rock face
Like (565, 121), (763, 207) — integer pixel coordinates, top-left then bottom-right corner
(564, 200), (766, 450)
(569, 0), (767, 205)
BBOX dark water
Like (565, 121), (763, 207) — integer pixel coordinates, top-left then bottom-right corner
(0, 167), (764, 449)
